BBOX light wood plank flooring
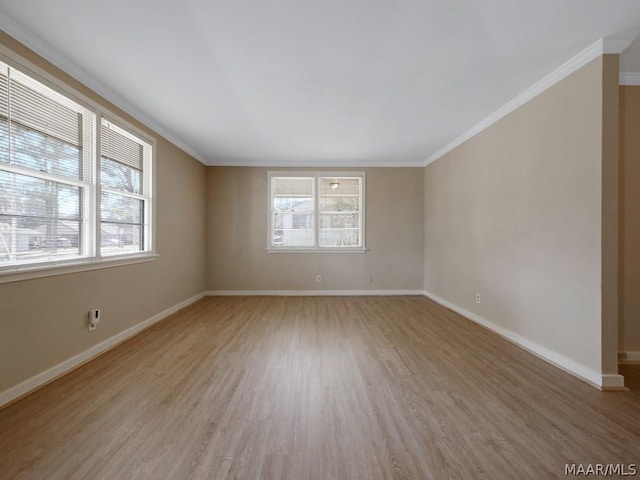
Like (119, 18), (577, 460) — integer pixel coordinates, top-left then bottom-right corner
(1, 296), (639, 479)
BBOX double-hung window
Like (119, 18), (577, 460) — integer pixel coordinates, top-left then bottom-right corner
(0, 55), (154, 279)
(100, 120), (152, 256)
(268, 172), (365, 251)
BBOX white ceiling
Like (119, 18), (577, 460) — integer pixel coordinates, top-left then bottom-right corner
(1, 0), (640, 167)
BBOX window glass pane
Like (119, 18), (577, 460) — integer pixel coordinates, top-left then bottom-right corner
(100, 223), (143, 256)
(319, 195), (359, 212)
(271, 176), (315, 247)
(10, 122), (82, 180)
(272, 177), (312, 196)
(319, 228), (360, 247)
(320, 213), (359, 229)
(101, 157), (141, 194)
(272, 178), (314, 212)
(101, 192), (143, 224)
(273, 212), (314, 247)
(319, 176), (361, 247)
(0, 170), (81, 221)
(38, 219), (81, 250)
(0, 170), (84, 264)
(0, 216), (82, 265)
(273, 196), (314, 212)
(319, 177), (360, 196)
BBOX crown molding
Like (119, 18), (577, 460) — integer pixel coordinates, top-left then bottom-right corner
(423, 36), (635, 167)
(620, 72), (640, 86)
(0, 12), (208, 165)
(207, 158), (425, 168)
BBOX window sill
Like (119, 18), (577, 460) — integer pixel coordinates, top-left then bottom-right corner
(0, 253), (159, 284)
(266, 248), (368, 254)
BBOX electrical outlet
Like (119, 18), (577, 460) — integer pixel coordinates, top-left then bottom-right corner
(88, 308), (101, 331)
(316, 275), (322, 283)
(475, 294), (481, 304)
(367, 276), (373, 285)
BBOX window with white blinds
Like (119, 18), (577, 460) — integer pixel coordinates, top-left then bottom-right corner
(0, 57), (154, 275)
(100, 119), (151, 257)
(268, 172), (365, 251)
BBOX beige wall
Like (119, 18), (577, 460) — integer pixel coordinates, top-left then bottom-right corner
(0, 33), (208, 393)
(207, 167), (424, 291)
(424, 57), (611, 377)
(601, 55), (620, 375)
(620, 85), (640, 354)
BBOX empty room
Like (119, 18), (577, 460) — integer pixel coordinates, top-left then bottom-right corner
(1, 1), (640, 479)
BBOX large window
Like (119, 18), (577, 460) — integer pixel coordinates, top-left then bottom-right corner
(0, 57), (154, 277)
(268, 172), (365, 251)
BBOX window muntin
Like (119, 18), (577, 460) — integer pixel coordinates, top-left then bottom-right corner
(0, 57), (154, 274)
(268, 172), (365, 251)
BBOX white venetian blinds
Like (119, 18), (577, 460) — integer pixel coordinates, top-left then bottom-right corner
(0, 61), (94, 179)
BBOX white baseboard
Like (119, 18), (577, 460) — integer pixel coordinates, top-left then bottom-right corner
(601, 374), (626, 389)
(0, 292), (206, 409)
(619, 351), (640, 364)
(206, 290), (425, 296)
(423, 291), (623, 390)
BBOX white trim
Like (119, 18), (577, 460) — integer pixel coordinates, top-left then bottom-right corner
(423, 290), (620, 389)
(0, 162), (91, 189)
(0, 12), (208, 165)
(620, 72), (640, 86)
(619, 351), (640, 363)
(601, 374), (626, 389)
(423, 37), (628, 167)
(265, 248), (368, 254)
(211, 158), (425, 168)
(0, 292), (206, 408)
(206, 290), (424, 296)
(0, 253), (158, 284)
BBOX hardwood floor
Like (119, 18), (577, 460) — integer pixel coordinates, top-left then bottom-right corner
(1, 295), (639, 479)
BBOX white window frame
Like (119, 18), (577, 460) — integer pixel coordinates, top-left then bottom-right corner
(99, 117), (154, 257)
(267, 171), (366, 253)
(0, 45), (156, 284)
